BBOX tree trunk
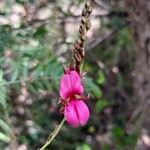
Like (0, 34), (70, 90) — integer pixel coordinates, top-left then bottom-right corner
(125, 0), (150, 150)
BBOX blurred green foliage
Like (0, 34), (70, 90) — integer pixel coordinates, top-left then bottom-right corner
(112, 126), (138, 150)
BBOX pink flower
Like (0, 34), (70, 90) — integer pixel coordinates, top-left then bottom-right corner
(64, 100), (89, 127)
(59, 68), (90, 127)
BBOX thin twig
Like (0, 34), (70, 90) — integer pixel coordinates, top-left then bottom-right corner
(39, 118), (65, 150)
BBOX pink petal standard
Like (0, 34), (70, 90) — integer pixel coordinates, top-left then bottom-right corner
(59, 68), (90, 127)
(59, 70), (84, 100)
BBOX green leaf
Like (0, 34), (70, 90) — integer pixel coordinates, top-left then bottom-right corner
(81, 144), (91, 150)
(26, 82), (37, 95)
(95, 99), (108, 113)
(0, 119), (11, 133)
(33, 26), (47, 38)
(11, 70), (19, 82)
(112, 126), (124, 139)
(0, 31), (11, 51)
(0, 132), (10, 143)
(0, 70), (7, 107)
(42, 79), (52, 91)
(76, 143), (91, 150)
(102, 144), (110, 150)
(123, 133), (138, 146)
(0, 70), (3, 80)
(97, 71), (106, 85)
(34, 81), (45, 90)
(85, 77), (102, 97)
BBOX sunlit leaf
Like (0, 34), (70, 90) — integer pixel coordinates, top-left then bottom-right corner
(0, 132), (10, 143)
(0, 119), (11, 133)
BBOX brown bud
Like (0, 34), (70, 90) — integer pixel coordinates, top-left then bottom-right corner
(79, 25), (84, 34)
(74, 42), (80, 50)
(78, 47), (85, 58)
(69, 63), (74, 71)
(85, 1), (91, 9)
(80, 42), (84, 48)
(81, 16), (86, 24)
(80, 34), (85, 42)
(87, 6), (92, 14)
(77, 39), (82, 46)
(63, 64), (68, 74)
(86, 20), (91, 30)
(82, 9), (86, 16)
(75, 63), (80, 74)
(74, 50), (82, 63)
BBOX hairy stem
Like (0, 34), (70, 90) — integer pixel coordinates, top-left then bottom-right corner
(39, 118), (65, 150)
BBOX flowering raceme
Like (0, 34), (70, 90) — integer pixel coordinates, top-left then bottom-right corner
(59, 68), (89, 127)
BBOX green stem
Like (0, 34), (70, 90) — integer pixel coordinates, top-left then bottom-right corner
(39, 118), (65, 150)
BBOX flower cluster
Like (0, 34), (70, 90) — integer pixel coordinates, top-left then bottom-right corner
(59, 67), (89, 127)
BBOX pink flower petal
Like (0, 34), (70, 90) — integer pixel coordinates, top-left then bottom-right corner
(59, 74), (72, 100)
(70, 71), (84, 95)
(59, 70), (84, 100)
(74, 100), (90, 126)
(64, 100), (79, 127)
(64, 100), (90, 127)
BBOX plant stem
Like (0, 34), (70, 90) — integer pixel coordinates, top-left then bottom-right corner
(39, 118), (65, 150)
